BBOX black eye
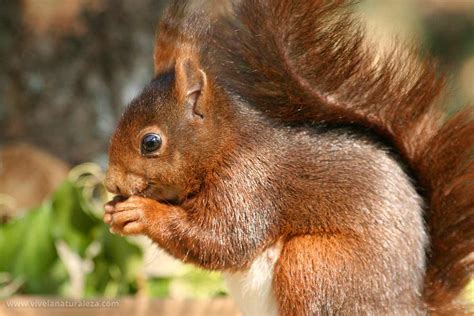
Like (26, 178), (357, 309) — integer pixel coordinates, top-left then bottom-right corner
(141, 133), (162, 155)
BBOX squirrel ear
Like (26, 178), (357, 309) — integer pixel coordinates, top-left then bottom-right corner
(175, 57), (207, 119)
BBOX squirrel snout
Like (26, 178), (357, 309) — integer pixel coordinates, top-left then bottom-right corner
(105, 168), (147, 197)
(104, 170), (123, 196)
(104, 175), (121, 196)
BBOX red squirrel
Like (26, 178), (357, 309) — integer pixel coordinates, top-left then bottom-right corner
(103, 1), (474, 315)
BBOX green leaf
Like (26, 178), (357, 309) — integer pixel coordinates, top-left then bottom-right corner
(146, 277), (171, 298)
(0, 203), (63, 294)
(99, 228), (142, 280)
(50, 181), (100, 256)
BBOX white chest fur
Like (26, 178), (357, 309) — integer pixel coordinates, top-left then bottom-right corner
(223, 243), (283, 316)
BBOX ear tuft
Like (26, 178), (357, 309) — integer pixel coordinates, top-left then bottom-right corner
(176, 57), (207, 118)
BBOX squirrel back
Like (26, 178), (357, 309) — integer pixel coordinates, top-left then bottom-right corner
(154, 0), (474, 312)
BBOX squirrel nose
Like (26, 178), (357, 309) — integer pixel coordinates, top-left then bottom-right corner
(105, 166), (129, 196)
(105, 168), (147, 197)
(104, 171), (121, 195)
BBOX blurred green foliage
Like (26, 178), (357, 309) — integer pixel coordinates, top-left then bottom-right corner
(146, 268), (226, 299)
(0, 166), (226, 300)
(0, 180), (142, 298)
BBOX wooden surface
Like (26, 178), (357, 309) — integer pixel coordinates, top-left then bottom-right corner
(0, 296), (241, 316)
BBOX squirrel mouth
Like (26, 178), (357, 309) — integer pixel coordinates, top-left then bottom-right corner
(140, 183), (185, 205)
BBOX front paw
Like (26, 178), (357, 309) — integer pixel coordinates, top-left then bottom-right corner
(104, 196), (155, 236)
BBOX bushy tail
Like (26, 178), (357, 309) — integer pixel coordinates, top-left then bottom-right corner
(206, 0), (474, 312)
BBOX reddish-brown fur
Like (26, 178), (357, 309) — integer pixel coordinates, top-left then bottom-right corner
(104, 0), (473, 315)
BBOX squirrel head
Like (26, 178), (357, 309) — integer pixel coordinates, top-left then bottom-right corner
(105, 55), (229, 203)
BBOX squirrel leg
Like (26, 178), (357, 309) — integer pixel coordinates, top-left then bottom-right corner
(273, 234), (426, 316)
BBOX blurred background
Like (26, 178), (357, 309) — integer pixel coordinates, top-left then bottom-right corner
(0, 0), (473, 315)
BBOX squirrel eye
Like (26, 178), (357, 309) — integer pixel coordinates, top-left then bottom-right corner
(141, 133), (162, 155)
